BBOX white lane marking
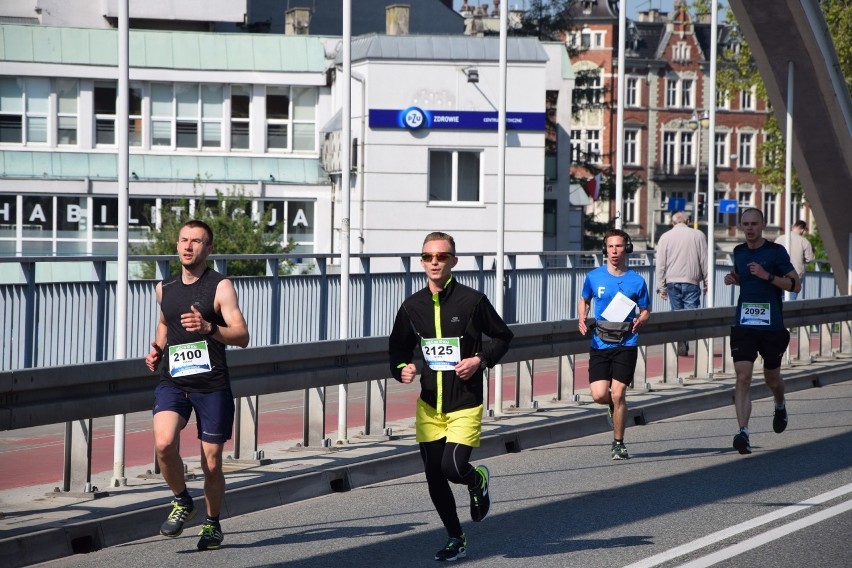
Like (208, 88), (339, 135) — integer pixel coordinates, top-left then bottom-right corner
(679, 498), (852, 568)
(624, 482), (852, 568)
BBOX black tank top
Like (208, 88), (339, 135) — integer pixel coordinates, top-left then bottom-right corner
(159, 268), (230, 392)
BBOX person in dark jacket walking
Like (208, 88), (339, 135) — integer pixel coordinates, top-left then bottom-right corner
(389, 232), (513, 562)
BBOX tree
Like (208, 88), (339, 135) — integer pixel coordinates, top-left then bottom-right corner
(515, 0), (577, 41)
(715, 0), (851, 263)
(134, 185), (297, 278)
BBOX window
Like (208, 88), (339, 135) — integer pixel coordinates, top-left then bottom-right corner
(230, 85), (250, 150)
(94, 81), (117, 145)
(680, 131), (694, 166)
(738, 132), (754, 168)
(570, 129), (582, 162)
(150, 83), (172, 147)
(737, 189), (754, 210)
(544, 199), (557, 237)
(623, 189), (637, 224)
(581, 30), (591, 49)
(128, 83), (143, 147)
(763, 191), (778, 226)
(663, 131), (677, 173)
(266, 86), (316, 152)
(740, 88), (754, 111)
(673, 41), (691, 62)
(624, 129), (639, 166)
(24, 78), (49, 144)
(716, 90), (730, 110)
(175, 83), (199, 148)
(594, 32), (604, 48)
(626, 77), (639, 107)
(56, 79), (78, 145)
(681, 79), (693, 109)
(666, 79), (678, 107)
(0, 77), (24, 143)
(714, 132), (729, 167)
(428, 150), (481, 203)
(586, 129), (600, 163)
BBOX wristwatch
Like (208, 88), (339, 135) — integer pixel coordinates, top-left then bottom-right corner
(768, 274), (775, 283)
(476, 354), (487, 369)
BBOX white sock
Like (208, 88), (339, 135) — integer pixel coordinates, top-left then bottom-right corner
(740, 427), (749, 436)
(775, 401), (786, 410)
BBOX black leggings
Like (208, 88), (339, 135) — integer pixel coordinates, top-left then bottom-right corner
(419, 438), (479, 538)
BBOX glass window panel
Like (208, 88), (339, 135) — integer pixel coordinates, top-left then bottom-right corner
(22, 196), (53, 231)
(231, 122), (249, 149)
(266, 88), (289, 119)
(201, 85), (222, 118)
(176, 121), (197, 148)
(129, 83), (143, 115)
(94, 82), (116, 114)
(25, 78), (50, 113)
(202, 122), (221, 147)
(429, 151), (452, 201)
(27, 116), (47, 142)
(0, 115), (22, 143)
(57, 241), (90, 255)
(286, 201), (314, 242)
(231, 85), (250, 118)
(151, 84), (173, 116)
(267, 123), (288, 149)
(57, 79), (78, 114)
(0, 77), (23, 112)
(176, 83), (198, 117)
(95, 119), (115, 145)
(293, 123), (314, 151)
(56, 197), (87, 234)
(128, 118), (142, 147)
(457, 152), (480, 202)
(21, 240), (53, 254)
(152, 120), (171, 146)
(292, 87), (316, 120)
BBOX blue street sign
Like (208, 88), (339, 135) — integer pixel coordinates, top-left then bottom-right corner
(718, 199), (738, 214)
(668, 197), (686, 212)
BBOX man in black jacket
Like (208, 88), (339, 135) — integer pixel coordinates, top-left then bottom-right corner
(389, 232), (513, 562)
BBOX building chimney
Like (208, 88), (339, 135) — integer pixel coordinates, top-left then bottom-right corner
(285, 7), (311, 35)
(386, 4), (410, 36)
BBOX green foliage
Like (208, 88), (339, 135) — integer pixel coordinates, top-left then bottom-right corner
(515, 0), (576, 42)
(133, 186), (298, 278)
(821, 0), (852, 94)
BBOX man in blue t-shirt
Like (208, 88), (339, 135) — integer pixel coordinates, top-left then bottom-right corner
(578, 229), (651, 460)
(723, 208), (799, 455)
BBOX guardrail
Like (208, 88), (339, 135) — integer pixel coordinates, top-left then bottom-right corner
(0, 251), (839, 370)
(2, 297), (850, 493)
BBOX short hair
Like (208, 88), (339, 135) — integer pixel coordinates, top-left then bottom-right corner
(422, 231), (455, 255)
(739, 207), (765, 224)
(181, 219), (214, 245)
(671, 211), (688, 224)
(603, 228), (630, 247)
(793, 220), (807, 231)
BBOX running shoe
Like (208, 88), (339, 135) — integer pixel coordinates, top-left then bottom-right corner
(469, 465), (491, 522)
(197, 522), (224, 550)
(773, 406), (788, 433)
(434, 535), (466, 562)
(606, 402), (614, 429)
(733, 430), (752, 454)
(160, 499), (196, 537)
(611, 441), (629, 460)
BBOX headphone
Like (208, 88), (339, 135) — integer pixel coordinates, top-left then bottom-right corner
(602, 229), (633, 256)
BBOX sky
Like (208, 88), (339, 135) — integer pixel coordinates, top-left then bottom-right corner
(453, 1), (730, 20)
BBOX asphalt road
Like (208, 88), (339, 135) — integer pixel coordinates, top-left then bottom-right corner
(34, 379), (852, 568)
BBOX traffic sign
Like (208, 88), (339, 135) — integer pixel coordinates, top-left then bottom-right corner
(667, 197), (686, 212)
(718, 199), (738, 214)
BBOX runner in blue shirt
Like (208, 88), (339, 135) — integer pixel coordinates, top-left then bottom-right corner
(578, 229), (650, 460)
(724, 208), (799, 454)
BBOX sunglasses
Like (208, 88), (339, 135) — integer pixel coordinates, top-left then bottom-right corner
(420, 252), (454, 263)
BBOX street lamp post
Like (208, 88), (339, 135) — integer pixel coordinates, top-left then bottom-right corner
(687, 110), (710, 229)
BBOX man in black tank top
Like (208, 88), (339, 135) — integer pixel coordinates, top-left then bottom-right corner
(145, 220), (249, 551)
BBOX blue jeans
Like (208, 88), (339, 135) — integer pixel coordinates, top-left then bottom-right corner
(666, 282), (702, 310)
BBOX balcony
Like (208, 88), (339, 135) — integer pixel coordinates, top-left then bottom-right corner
(649, 163), (708, 182)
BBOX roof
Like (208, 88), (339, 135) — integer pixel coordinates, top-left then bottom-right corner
(0, 24), (327, 72)
(344, 34), (549, 63)
(219, 0), (464, 36)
